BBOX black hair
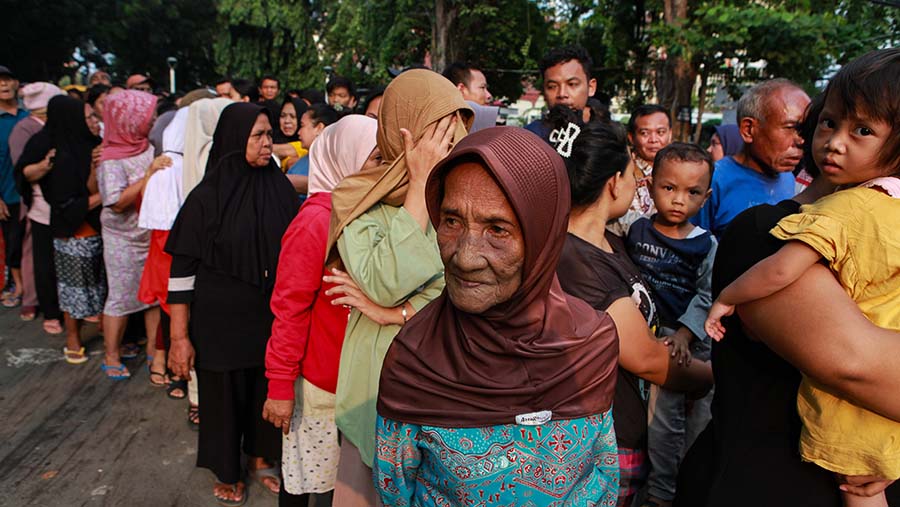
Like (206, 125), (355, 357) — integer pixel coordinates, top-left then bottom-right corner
(823, 47), (900, 173)
(286, 88), (303, 99)
(539, 45), (593, 82)
(300, 89), (325, 105)
(442, 62), (475, 87)
(585, 97), (611, 123)
(231, 78), (259, 102)
(214, 76), (232, 86)
(627, 104), (670, 134)
(156, 98), (178, 116)
(86, 84), (110, 107)
(652, 142), (714, 187)
(259, 74), (280, 87)
(360, 86), (385, 114)
(797, 92), (826, 178)
(546, 105), (631, 208)
(327, 76), (355, 97)
(304, 103), (339, 128)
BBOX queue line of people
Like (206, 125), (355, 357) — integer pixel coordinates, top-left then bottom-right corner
(1, 45), (899, 507)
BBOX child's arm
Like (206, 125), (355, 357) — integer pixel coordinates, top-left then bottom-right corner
(705, 241), (822, 340)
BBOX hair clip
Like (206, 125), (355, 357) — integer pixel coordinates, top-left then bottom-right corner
(549, 122), (581, 158)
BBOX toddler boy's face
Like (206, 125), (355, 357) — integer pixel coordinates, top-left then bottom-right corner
(650, 160), (712, 226)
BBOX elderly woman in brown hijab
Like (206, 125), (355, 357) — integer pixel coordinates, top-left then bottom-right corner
(374, 126), (621, 506)
(323, 69), (472, 505)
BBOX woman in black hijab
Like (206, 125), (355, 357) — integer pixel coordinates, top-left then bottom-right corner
(165, 102), (299, 505)
(16, 95), (106, 365)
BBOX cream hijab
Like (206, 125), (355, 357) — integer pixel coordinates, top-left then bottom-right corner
(326, 69), (473, 264)
(308, 115), (378, 195)
(181, 97), (233, 195)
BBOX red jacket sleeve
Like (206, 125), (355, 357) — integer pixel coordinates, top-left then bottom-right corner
(265, 203), (329, 400)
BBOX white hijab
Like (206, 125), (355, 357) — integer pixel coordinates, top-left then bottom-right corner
(307, 115), (378, 194)
(181, 97), (233, 196)
(138, 107), (189, 230)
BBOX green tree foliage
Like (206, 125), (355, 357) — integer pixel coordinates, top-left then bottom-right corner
(214, 0), (323, 90)
(91, 0), (219, 88)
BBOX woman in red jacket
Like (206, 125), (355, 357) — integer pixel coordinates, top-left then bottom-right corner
(263, 114), (399, 506)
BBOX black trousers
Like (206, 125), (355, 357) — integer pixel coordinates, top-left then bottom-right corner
(196, 366), (282, 484)
(30, 220), (61, 320)
(1, 203), (23, 269)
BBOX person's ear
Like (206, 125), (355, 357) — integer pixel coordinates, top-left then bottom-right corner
(739, 117), (755, 144)
(588, 78), (597, 97)
(702, 187), (712, 206)
(609, 172), (623, 200)
(349, 97), (357, 109)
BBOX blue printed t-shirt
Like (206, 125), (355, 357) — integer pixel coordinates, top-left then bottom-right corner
(286, 155), (309, 205)
(0, 107), (29, 205)
(692, 155), (795, 238)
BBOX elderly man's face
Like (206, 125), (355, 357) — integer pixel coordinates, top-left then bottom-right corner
(438, 161), (524, 314)
(743, 86), (810, 175)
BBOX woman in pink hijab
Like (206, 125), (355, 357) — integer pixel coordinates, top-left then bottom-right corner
(97, 90), (167, 380)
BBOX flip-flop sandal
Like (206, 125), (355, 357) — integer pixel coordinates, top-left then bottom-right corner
(2, 294), (22, 308)
(248, 466), (280, 496)
(214, 483), (247, 506)
(167, 378), (188, 399)
(120, 343), (141, 360)
(101, 362), (131, 380)
(63, 346), (88, 365)
(43, 319), (64, 335)
(187, 404), (200, 431)
(20, 306), (37, 321)
(148, 369), (169, 387)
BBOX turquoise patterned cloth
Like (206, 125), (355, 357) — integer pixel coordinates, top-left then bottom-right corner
(374, 409), (619, 506)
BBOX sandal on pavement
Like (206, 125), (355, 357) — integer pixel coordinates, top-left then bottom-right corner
(214, 482), (247, 507)
(20, 306), (37, 321)
(148, 369), (169, 387)
(2, 294), (22, 308)
(187, 404), (200, 430)
(63, 346), (88, 365)
(167, 378), (187, 400)
(101, 362), (131, 380)
(248, 466), (280, 496)
(120, 343), (141, 360)
(43, 319), (64, 335)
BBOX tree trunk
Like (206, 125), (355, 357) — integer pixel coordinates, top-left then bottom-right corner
(660, 0), (695, 141)
(693, 64), (709, 143)
(432, 0), (459, 73)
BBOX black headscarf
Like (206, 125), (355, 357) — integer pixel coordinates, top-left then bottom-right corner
(165, 102), (299, 291)
(15, 95), (101, 237)
(272, 97), (308, 144)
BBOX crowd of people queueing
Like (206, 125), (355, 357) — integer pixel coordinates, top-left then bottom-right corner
(1, 44), (899, 507)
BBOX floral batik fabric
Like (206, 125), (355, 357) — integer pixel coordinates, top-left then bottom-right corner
(374, 410), (619, 507)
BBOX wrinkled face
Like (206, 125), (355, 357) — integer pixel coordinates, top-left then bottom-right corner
(650, 160), (712, 227)
(328, 86), (356, 108)
(813, 91), (893, 186)
(542, 59), (597, 111)
(298, 110), (324, 148)
(259, 79), (279, 100)
(745, 87), (810, 175)
(461, 70), (492, 105)
(279, 102), (298, 137)
(84, 103), (101, 136)
(438, 161), (525, 314)
(707, 133), (724, 162)
(215, 82), (233, 98)
(0, 75), (20, 101)
(245, 114), (273, 167)
(365, 95), (382, 119)
(630, 112), (672, 163)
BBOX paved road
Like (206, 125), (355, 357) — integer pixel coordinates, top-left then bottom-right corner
(0, 307), (280, 507)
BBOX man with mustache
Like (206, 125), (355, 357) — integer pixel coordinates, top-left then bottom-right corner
(693, 79), (809, 238)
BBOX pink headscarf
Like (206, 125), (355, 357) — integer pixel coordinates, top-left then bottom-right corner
(100, 90), (157, 162)
(307, 115), (377, 194)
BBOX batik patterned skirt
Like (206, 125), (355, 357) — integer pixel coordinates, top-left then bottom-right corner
(54, 235), (107, 319)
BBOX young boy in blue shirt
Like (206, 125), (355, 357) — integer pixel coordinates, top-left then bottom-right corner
(626, 143), (716, 507)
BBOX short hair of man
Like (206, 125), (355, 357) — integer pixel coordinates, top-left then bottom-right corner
(327, 76), (355, 97)
(627, 104), (670, 134)
(260, 74), (280, 87)
(736, 78), (801, 123)
(231, 78), (259, 102)
(300, 89), (325, 105)
(539, 45), (593, 81)
(442, 62), (475, 87)
(215, 76), (232, 86)
(652, 142), (715, 185)
(87, 84), (110, 107)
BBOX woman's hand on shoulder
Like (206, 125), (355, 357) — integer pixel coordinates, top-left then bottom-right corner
(323, 268), (404, 326)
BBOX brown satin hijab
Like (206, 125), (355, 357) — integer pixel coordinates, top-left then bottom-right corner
(377, 127), (619, 427)
(325, 69), (473, 265)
